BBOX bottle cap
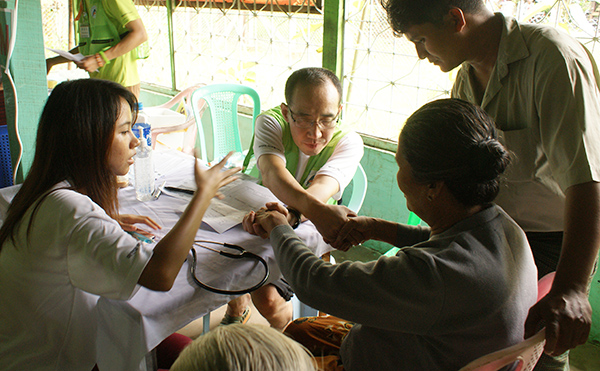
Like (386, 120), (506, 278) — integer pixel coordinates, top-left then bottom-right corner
(133, 122), (151, 147)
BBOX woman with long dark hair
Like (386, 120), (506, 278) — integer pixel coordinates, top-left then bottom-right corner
(0, 79), (239, 371)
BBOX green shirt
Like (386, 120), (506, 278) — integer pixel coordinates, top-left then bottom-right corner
(74, 0), (141, 87)
(244, 106), (349, 188)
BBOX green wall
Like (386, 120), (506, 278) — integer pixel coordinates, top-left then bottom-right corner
(355, 146), (411, 254)
(2, 1), (48, 182)
(591, 268), (600, 344)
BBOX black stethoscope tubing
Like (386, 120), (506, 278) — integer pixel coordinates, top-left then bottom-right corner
(189, 240), (269, 295)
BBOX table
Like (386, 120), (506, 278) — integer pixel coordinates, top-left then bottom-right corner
(95, 150), (331, 371)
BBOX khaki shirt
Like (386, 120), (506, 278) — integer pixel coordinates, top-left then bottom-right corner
(452, 14), (600, 231)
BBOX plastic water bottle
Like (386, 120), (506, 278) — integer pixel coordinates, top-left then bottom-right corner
(133, 102), (151, 147)
(134, 125), (154, 202)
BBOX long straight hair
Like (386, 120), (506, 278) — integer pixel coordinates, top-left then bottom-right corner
(0, 79), (138, 251)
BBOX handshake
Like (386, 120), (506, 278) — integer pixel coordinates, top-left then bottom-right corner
(242, 201), (376, 251)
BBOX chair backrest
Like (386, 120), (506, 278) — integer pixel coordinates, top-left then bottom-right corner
(190, 83), (261, 163)
(146, 84), (208, 153)
(407, 211), (421, 226)
(458, 328), (546, 371)
(537, 271), (555, 302)
(341, 163), (368, 214)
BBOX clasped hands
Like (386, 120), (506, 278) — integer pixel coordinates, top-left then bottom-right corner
(243, 202), (374, 251)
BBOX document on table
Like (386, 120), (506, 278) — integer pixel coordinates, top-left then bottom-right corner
(165, 174), (280, 233)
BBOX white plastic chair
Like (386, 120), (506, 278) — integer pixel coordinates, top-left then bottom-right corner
(147, 84), (207, 154)
(458, 328), (547, 371)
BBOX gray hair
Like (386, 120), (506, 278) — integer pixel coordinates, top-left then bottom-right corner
(170, 324), (317, 371)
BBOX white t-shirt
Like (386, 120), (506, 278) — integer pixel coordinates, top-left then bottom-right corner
(253, 114), (364, 200)
(0, 182), (153, 371)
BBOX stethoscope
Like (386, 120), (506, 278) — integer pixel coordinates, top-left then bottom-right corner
(189, 240), (269, 295)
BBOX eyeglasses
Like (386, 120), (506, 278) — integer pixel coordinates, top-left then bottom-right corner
(287, 106), (340, 129)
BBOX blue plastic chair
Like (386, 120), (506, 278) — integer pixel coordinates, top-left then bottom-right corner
(0, 125), (13, 188)
(190, 84), (261, 164)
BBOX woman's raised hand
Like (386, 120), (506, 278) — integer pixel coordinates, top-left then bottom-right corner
(194, 152), (240, 199)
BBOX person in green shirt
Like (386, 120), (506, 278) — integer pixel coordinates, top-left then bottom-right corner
(225, 68), (364, 330)
(46, 0), (147, 98)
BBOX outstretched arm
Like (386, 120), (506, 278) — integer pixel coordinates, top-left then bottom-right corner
(244, 154), (353, 242)
(332, 216), (430, 251)
(46, 46), (80, 73)
(525, 181), (600, 354)
(138, 154), (240, 291)
(259, 153), (339, 210)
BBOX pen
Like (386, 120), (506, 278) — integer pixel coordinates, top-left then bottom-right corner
(153, 181), (166, 199)
(164, 186), (195, 195)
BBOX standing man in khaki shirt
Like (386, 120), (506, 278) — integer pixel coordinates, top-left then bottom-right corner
(381, 0), (600, 369)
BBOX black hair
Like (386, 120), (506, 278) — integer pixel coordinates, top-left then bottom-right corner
(284, 67), (343, 106)
(0, 79), (138, 250)
(380, 0), (485, 35)
(399, 98), (510, 206)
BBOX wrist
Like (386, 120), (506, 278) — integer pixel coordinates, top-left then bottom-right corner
(264, 217), (285, 235)
(189, 189), (213, 208)
(98, 50), (110, 65)
(286, 207), (301, 229)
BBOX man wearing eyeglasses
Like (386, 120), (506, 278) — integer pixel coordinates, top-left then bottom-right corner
(223, 67), (364, 329)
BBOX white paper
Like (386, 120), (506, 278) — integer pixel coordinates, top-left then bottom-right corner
(203, 178), (280, 233)
(153, 150), (196, 179)
(147, 150), (276, 233)
(166, 176), (279, 233)
(46, 47), (85, 62)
